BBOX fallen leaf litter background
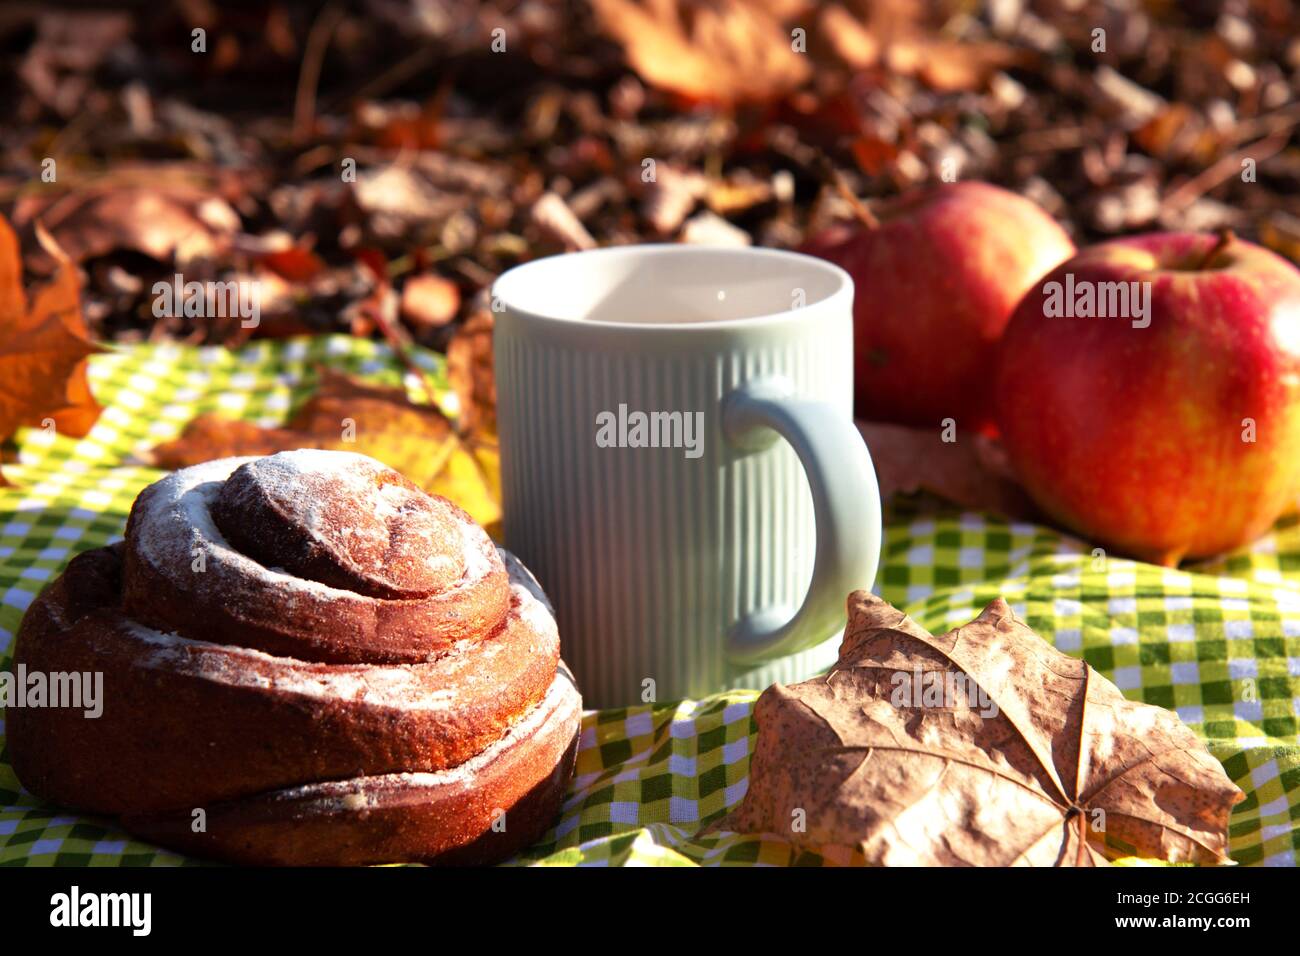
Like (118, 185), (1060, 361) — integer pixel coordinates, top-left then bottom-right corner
(1, 1), (1299, 865)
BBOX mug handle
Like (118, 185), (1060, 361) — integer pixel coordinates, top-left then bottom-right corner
(721, 376), (881, 667)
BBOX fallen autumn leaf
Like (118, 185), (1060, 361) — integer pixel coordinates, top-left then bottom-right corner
(148, 368), (500, 530)
(716, 591), (1244, 865)
(589, 0), (812, 105)
(857, 419), (1036, 519)
(0, 214), (102, 484)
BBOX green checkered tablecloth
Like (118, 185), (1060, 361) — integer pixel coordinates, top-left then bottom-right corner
(1, 335), (1297, 867)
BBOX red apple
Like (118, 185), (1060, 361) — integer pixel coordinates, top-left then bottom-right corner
(995, 231), (1300, 565)
(802, 181), (1074, 429)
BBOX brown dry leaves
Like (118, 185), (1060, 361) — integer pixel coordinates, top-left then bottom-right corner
(589, 0), (1021, 105)
(857, 420), (1036, 519)
(0, 214), (101, 484)
(15, 177), (241, 266)
(588, 0), (812, 105)
(718, 592), (1243, 865)
(149, 368), (501, 532)
(446, 312), (496, 436)
(819, 2), (1026, 93)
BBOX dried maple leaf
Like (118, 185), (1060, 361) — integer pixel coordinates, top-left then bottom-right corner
(888, 37), (1026, 94)
(717, 592), (1244, 865)
(857, 420), (1035, 519)
(0, 215), (101, 484)
(149, 369), (500, 531)
(146, 416), (308, 465)
(589, 0), (812, 105)
(446, 311), (496, 435)
(820, 1), (1026, 93)
(16, 183), (239, 265)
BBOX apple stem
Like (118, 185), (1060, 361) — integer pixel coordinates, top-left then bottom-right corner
(1194, 229), (1235, 271)
(819, 154), (880, 229)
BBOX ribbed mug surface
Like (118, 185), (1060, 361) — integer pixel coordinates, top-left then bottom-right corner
(494, 246), (877, 707)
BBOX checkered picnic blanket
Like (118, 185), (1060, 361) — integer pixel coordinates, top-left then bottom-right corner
(1, 335), (1296, 866)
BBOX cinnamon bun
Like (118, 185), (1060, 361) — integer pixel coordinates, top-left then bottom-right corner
(8, 450), (580, 865)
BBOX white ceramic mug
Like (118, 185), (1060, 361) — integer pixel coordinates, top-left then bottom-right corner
(492, 245), (880, 707)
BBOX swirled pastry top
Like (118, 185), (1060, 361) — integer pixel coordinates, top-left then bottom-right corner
(123, 450), (510, 663)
